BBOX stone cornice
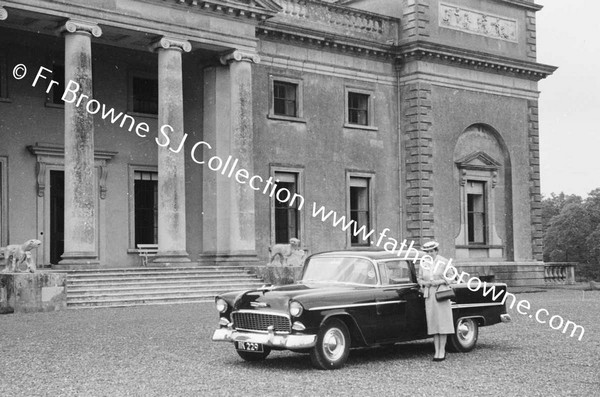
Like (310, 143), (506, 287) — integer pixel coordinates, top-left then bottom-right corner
(149, 36), (192, 53)
(219, 49), (260, 64)
(340, 0), (542, 11)
(258, 24), (393, 59)
(57, 19), (102, 37)
(396, 41), (557, 81)
(164, 0), (280, 21)
(27, 143), (117, 161)
(490, 0), (543, 12)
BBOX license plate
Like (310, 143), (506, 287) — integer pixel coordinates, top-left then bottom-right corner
(235, 341), (264, 352)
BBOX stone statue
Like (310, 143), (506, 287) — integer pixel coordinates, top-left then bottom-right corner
(268, 238), (306, 267)
(1, 239), (42, 273)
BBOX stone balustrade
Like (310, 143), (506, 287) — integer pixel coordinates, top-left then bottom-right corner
(273, 0), (399, 43)
(544, 262), (577, 285)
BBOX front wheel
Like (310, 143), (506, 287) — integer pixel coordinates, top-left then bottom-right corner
(310, 318), (351, 370)
(236, 346), (271, 361)
(447, 317), (479, 352)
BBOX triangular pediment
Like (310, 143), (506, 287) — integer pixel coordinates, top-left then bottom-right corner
(455, 151), (501, 170)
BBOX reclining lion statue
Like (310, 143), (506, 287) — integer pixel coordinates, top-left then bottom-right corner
(1, 239), (42, 273)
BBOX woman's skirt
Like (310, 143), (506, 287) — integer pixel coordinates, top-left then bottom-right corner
(425, 290), (455, 335)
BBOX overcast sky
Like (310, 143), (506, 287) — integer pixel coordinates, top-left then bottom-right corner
(537, 1), (600, 198)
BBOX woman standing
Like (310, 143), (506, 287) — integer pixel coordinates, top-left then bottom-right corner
(418, 240), (455, 361)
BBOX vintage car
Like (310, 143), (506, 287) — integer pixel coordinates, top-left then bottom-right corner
(212, 250), (511, 369)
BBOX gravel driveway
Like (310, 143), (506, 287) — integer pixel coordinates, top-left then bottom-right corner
(1, 289), (598, 396)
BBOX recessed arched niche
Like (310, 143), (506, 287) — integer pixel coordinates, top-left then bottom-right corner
(453, 124), (513, 260)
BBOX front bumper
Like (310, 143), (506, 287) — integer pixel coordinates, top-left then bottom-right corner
(500, 314), (512, 323)
(212, 327), (317, 350)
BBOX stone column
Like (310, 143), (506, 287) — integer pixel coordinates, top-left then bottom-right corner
(57, 20), (102, 268)
(199, 50), (259, 265)
(150, 37), (192, 264)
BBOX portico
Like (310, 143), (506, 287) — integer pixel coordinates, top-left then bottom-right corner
(0, 0), (279, 268)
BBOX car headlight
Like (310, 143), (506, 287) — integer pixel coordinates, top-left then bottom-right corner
(215, 298), (228, 313)
(289, 300), (304, 317)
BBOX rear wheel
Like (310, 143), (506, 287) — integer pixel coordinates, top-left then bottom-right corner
(310, 318), (350, 370)
(447, 318), (479, 352)
(236, 346), (271, 361)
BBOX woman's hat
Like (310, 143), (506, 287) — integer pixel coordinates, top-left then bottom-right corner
(422, 241), (439, 252)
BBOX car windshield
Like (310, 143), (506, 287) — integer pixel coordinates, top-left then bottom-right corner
(302, 257), (377, 285)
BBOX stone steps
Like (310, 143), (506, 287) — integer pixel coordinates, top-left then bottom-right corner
(65, 266), (264, 309)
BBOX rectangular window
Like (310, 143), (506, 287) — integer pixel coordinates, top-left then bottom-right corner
(134, 171), (158, 245)
(48, 63), (65, 105)
(467, 181), (486, 244)
(349, 176), (371, 246)
(348, 92), (369, 126)
(268, 76), (304, 122)
(273, 81), (297, 117)
(0, 54), (8, 100)
(0, 157), (7, 247)
(274, 172), (300, 244)
(129, 73), (158, 115)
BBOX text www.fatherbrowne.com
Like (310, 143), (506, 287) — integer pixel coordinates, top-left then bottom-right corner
(15, 64), (586, 341)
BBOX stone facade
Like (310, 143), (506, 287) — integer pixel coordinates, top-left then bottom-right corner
(0, 0), (555, 286)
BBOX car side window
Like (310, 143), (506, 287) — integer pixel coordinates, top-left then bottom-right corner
(379, 260), (412, 285)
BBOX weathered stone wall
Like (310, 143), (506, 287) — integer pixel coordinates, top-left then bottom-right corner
(0, 272), (67, 313)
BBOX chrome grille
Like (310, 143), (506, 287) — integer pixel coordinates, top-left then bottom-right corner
(232, 311), (291, 334)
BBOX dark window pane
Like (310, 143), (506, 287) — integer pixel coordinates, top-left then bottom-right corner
(350, 183), (370, 245)
(135, 173), (158, 245)
(274, 179), (299, 244)
(273, 81), (297, 117)
(132, 76), (158, 115)
(52, 64), (65, 104)
(348, 92), (369, 126)
(467, 184), (486, 244)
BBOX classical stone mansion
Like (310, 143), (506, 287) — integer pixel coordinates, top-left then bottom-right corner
(0, 0), (555, 286)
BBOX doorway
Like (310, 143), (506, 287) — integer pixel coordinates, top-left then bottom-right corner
(50, 170), (64, 265)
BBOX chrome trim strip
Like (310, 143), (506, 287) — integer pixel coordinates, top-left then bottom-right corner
(451, 302), (504, 309)
(233, 309), (291, 319)
(308, 300), (406, 311)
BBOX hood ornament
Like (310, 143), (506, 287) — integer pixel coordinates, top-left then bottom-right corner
(250, 301), (270, 308)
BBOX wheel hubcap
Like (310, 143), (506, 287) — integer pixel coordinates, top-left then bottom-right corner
(323, 328), (345, 361)
(457, 320), (474, 343)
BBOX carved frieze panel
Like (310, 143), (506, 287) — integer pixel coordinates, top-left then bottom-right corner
(439, 3), (517, 42)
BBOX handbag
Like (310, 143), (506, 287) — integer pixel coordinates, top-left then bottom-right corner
(435, 287), (456, 301)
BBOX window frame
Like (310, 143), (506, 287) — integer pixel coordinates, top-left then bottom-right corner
(270, 165), (305, 246)
(128, 164), (158, 252)
(0, 156), (8, 246)
(268, 75), (305, 123)
(127, 70), (159, 118)
(45, 60), (65, 108)
(344, 86), (377, 131)
(465, 179), (488, 245)
(346, 171), (376, 247)
(0, 52), (10, 102)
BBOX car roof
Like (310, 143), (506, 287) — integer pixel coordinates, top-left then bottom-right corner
(310, 249), (426, 261)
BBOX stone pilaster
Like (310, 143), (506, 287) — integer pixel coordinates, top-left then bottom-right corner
(528, 99), (543, 260)
(150, 37), (192, 264)
(57, 20), (102, 268)
(526, 11), (537, 60)
(199, 50), (259, 265)
(403, 82), (434, 243)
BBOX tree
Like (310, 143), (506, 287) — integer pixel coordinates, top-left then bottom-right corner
(543, 203), (593, 263)
(541, 192), (583, 231)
